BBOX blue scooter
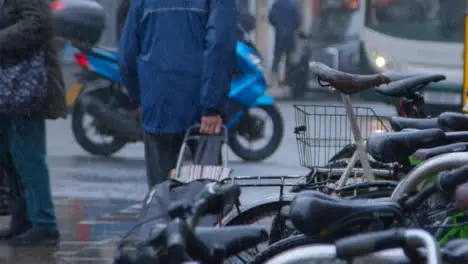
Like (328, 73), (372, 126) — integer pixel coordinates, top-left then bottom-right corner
(70, 38), (284, 161)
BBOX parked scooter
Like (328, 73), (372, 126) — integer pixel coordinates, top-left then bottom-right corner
(54, 1), (284, 161)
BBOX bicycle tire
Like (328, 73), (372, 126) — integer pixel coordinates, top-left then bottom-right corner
(225, 201), (284, 224)
(223, 200), (292, 264)
(248, 234), (331, 264)
(224, 199), (293, 244)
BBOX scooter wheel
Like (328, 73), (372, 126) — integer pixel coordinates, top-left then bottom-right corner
(72, 99), (127, 156)
(229, 105), (284, 162)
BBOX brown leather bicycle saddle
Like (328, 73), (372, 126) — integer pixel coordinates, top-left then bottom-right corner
(309, 62), (391, 94)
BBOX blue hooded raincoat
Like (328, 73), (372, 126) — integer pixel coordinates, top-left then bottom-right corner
(119, 0), (236, 134)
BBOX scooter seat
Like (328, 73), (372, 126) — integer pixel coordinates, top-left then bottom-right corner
(438, 112), (468, 132)
(99, 46), (118, 54)
(367, 129), (446, 163)
(289, 191), (402, 237)
(196, 226), (268, 257)
(389, 116), (438, 132)
(375, 74), (446, 97)
(80, 47), (118, 62)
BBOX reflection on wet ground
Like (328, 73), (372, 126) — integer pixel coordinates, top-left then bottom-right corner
(1, 187), (280, 263)
(0, 198), (141, 264)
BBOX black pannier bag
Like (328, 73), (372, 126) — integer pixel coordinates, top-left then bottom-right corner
(115, 180), (229, 264)
(53, 0), (106, 45)
(115, 133), (234, 263)
(131, 179), (223, 243)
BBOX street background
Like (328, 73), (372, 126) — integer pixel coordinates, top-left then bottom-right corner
(1, 0), (464, 263)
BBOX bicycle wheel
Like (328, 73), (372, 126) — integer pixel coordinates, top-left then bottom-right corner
(248, 234), (334, 264)
(223, 199), (292, 264)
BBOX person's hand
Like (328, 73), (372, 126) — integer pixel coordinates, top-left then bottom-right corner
(456, 184), (468, 210)
(200, 115), (223, 135)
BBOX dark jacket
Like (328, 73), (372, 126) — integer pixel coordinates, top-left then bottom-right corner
(269, 0), (301, 45)
(116, 0), (130, 41)
(0, 0), (67, 119)
(119, 0), (237, 134)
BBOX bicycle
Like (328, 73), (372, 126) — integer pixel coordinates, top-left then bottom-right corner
(246, 164), (468, 263)
(221, 63), (468, 228)
(221, 63), (468, 261)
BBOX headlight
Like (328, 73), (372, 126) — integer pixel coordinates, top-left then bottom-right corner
(247, 53), (264, 72)
(375, 56), (387, 68)
(369, 50), (397, 71)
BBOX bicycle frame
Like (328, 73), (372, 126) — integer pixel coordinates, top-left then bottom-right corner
(333, 93), (378, 187)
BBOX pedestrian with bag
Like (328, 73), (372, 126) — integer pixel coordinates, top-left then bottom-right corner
(119, 0), (237, 188)
(0, 0), (67, 246)
(269, 0), (302, 87)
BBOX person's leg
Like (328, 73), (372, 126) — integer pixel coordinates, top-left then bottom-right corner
(8, 116), (59, 246)
(271, 39), (284, 78)
(0, 117), (28, 239)
(0, 154), (32, 239)
(144, 133), (184, 188)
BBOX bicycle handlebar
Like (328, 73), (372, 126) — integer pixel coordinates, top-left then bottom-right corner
(336, 230), (440, 263)
(400, 165), (468, 211)
(437, 165), (468, 194)
(335, 229), (406, 259)
(165, 183), (241, 263)
(266, 229), (441, 264)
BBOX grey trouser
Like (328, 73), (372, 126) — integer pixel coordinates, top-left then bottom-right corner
(143, 133), (196, 188)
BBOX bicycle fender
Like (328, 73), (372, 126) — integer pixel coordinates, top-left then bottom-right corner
(255, 95), (274, 106)
(220, 193), (295, 226)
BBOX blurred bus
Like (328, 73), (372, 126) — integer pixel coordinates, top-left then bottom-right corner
(361, 0), (465, 114)
(291, 0), (362, 98)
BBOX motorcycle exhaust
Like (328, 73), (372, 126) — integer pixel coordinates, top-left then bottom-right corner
(80, 96), (143, 141)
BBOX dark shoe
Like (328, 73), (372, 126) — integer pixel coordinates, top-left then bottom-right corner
(1, 161), (32, 240)
(10, 227), (60, 246)
(0, 223), (32, 240)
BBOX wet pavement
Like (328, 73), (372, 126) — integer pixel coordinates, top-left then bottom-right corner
(0, 100), (395, 263)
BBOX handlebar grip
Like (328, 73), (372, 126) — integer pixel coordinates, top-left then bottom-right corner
(335, 229), (406, 259)
(437, 165), (468, 194)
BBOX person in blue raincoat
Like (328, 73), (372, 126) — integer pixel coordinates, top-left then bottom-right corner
(269, 0), (302, 83)
(119, 0), (237, 188)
